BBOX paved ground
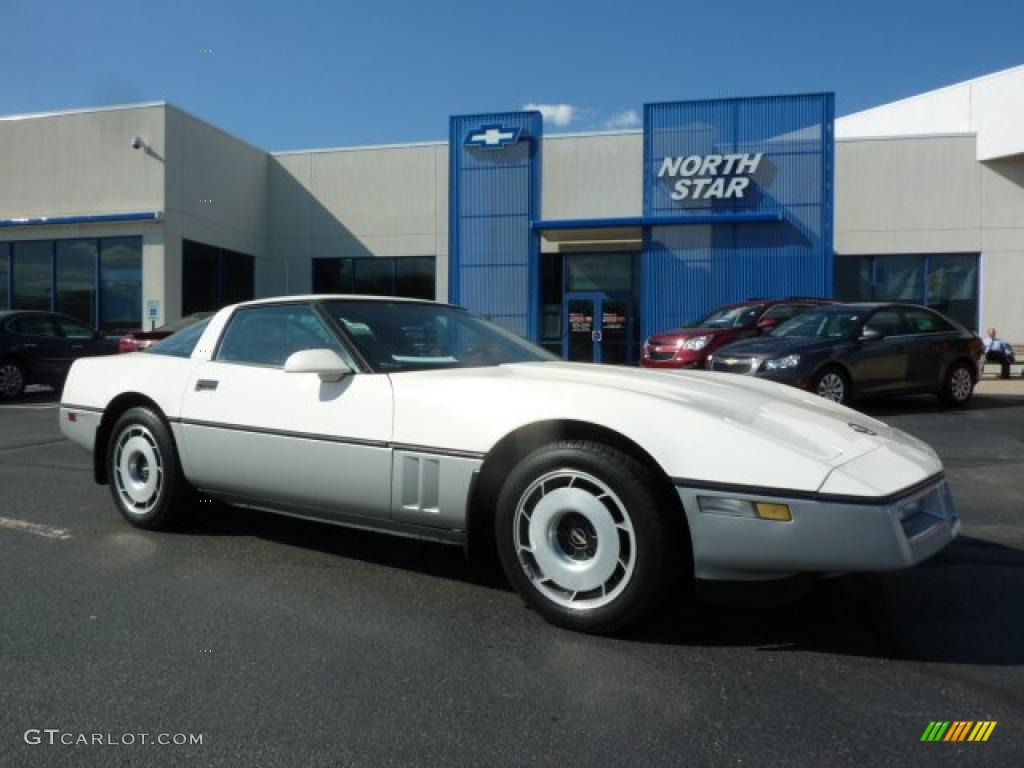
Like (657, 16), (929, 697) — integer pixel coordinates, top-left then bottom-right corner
(1, 383), (1022, 767)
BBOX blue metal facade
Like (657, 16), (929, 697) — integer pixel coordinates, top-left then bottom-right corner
(448, 111), (542, 339)
(642, 94), (835, 338)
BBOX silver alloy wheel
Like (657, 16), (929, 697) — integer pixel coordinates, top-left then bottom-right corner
(513, 469), (636, 611)
(113, 425), (164, 515)
(816, 372), (846, 403)
(950, 367), (973, 402)
(0, 363), (24, 397)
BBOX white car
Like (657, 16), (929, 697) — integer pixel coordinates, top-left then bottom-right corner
(59, 296), (959, 633)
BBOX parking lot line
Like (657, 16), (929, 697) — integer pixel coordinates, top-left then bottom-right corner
(0, 516), (73, 540)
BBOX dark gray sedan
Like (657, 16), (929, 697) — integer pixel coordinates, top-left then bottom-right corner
(0, 310), (117, 398)
(708, 303), (985, 407)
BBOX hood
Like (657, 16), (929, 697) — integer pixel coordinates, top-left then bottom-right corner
(715, 335), (836, 357)
(493, 362), (904, 468)
(649, 326), (744, 342)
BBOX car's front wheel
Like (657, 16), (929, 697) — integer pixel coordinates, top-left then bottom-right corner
(0, 359), (25, 399)
(939, 361), (975, 408)
(495, 440), (683, 634)
(107, 406), (193, 529)
(811, 366), (850, 405)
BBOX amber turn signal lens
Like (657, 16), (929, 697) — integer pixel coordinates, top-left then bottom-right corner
(755, 502), (792, 522)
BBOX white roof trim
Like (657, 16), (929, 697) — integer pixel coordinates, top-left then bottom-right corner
(0, 101), (167, 122)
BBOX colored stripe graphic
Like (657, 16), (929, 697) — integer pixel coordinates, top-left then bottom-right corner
(921, 721), (950, 741)
(921, 721), (996, 742)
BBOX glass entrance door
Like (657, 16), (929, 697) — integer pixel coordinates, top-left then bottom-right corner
(564, 292), (632, 364)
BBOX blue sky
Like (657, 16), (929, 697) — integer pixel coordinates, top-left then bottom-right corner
(2, 0), (1022, 150)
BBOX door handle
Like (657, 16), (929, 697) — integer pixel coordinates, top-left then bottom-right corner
(195, 379), (219, 392)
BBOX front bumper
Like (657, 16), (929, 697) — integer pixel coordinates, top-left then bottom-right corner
(677, 477), (959, 581)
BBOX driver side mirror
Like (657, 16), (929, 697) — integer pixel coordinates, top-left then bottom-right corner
(284, 348), (352, 382)
(756, 317), (779, 332)
(859, 328), (884, 342)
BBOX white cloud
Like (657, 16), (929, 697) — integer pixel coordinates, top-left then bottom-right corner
(523, 103), (579, 128)
(603, 109), (641, 130)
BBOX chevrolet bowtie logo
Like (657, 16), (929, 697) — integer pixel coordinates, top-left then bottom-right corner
(465, 123), (521, 149)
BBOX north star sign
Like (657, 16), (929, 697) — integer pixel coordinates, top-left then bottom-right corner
(658, 152), (763, 201)
(465, 124), (522, 149)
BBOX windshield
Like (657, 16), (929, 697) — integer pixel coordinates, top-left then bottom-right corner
(322, 300), (557, 372)
(770, 309), (862, 339)
(692, 303), (763, 329)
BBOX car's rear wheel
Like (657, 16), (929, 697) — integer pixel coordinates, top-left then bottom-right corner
(495, 440), (683, 634)
(939, 362), (975, 408)
(0, 359), (25, 399)
(811, 366), (850, 405)
(107, 406), (193, 529)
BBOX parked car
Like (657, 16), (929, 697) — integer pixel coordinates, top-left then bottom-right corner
(117, 312), (214, 353)
(709, 303), (984, 407)
(0, 310), (118, 398)
(640, 298), (830, 369)
(59, 296), (958, 633)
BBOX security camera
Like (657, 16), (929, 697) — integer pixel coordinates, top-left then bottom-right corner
(130, 136), (146, 150)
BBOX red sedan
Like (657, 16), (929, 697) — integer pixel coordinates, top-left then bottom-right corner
(640, 299), (830, 369)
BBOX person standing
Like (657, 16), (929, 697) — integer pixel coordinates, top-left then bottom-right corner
(983, 327), (1016, 379)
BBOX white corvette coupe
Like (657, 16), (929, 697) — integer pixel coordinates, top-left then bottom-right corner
(60, 296), (959, 633)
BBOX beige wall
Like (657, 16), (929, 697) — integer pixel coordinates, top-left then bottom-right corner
(541, 132), (642, 221)
(162, 106), (270, 318)
(836, 135), (1024, 341)
(267, 143), (448, 297)
(0, 105), (165, 219)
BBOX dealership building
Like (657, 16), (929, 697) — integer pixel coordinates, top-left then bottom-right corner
(1, 64), (1022, 362)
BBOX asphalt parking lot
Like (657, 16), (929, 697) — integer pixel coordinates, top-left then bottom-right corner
(1, 384), (1022, 767)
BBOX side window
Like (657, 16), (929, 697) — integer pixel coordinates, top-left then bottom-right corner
(11, 315), (58, 337)
(863, 308), (906, 337)
(55, 316), (94, 339)
(148, 317), (212, 358)
(904, 308), (954, 333)
(216, 305), (346, 367)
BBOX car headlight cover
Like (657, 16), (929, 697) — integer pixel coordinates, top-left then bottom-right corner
(681, 335), (711, 351)
(764, 353), (801, 370)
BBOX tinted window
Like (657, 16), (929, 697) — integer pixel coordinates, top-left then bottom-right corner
(56, 239), (97, 326)
(863, 308), (906, 337)
(216, 305), (345, 367)
(395, 257), (435, 300)
(903, 307), (955, 333)
(0, 244), (10, 310)
(354, 259), (394, 296)
(11, 315), (58, 337)
(313, 258), (354, 294)
(323, 300), (556, 373)
(771, 310), (861, 339)
(100, 237), (142, 333)
(147, 317), (212, 358)
(55, 316), (94, 339)
(12, 241), (53, 311)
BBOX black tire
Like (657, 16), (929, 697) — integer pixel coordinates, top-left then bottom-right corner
(495, 440), (685, 634)
(0, 358), (26, 399)
(810, 365), (850, 405)
(106, 406), (193, 529)
(939, 361), (975, 408)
